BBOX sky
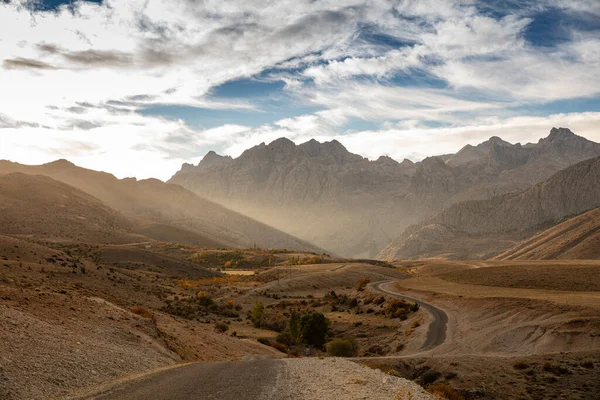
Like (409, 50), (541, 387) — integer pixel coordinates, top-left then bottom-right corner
(0, 0), (599, 180)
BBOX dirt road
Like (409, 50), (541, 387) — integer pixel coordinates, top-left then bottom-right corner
(370, 281), (448, 351)
(91, 359), (278, 400)
(86, 358), (432, 400)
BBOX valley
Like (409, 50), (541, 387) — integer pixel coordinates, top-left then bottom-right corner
(1, 231), (599, 399)
(1, 128), (600, 400)
(3, 1), (600, 399)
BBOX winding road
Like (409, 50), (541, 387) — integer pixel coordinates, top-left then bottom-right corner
(370, 281), (448, 351)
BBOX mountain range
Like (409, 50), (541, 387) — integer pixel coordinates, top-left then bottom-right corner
(170, 127), (600, 258)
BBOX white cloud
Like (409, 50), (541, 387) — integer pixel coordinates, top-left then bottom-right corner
(1, 0), (600, 180)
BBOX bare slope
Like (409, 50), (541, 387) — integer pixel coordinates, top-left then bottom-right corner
(495, 207), (600, 260)
(0, 173), (145, 243)
(0, 160), (324, 253)
(379, 156), (600, 260)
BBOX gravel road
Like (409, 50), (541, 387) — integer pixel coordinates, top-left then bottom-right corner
(89, 358), (432, 400)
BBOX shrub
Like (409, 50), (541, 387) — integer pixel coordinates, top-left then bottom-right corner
(251, 301), (265, 327)
(513, 361), (529, 370)
(215, 322), (229, 333)
(131, 306), (153, 319)
(384, 299), (418, 319)
(428, 382), (464, 400)
(257, 337), (287, 353)
(196, 292), (214, 307)
(270, 341), (288, 353)
(257, 337), (270, 346)
(355, 278), (371, 291)
(326, 338), (358, 357)
(275, 331), (295, 346)
(420, 370), (441, 386)
(288, 310), (300, 343)
(300, 312), (329, 348)
(542, 362), (570, 375)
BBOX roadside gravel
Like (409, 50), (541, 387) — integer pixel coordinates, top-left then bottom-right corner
(263, 358), (434, 400)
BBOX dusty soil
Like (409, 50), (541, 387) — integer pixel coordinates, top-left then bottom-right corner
(365, 351), (600, 400)
(0, 236), (281, 400)
(273, 358), (433, 400)
(441, 263), (600, 291)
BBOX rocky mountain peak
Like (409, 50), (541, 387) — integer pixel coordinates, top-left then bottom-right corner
(487, 136), (512, 147)
(268, 137), (296, 152)
(198, 151), (233, 169)
(547, 127), (575, 141)
(374, 155), (398, 164)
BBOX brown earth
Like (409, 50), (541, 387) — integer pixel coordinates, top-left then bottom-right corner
(496, 207), (600, 260)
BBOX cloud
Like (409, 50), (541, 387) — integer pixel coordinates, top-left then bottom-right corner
(3, 57), (57, 70)
(1, 0), (599, 180)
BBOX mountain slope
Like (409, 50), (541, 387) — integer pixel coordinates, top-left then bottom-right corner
(0, 161), (325, 253)
(0, 173), (144, 243)
(378, 156), (600, 260)
(494, 207), (600, 260)
(170, 128), (600, 257)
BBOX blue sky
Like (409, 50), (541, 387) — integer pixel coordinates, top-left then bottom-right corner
(1, 0), (599, 179)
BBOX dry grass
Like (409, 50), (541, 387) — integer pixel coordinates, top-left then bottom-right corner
(177, 276), (239, 288)
(427, 382), (464, 400)
(130, 306), (153, 319)
(440, 263), (600, 292)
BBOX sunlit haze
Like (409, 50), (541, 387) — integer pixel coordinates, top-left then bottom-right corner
(1, 0), (599, 180)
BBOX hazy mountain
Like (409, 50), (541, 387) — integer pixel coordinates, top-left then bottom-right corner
(378, 156), (600, 260)
(0, 160), (325, 253)
(494, 207), (600, 261)
(170, 128), (600, 258)
(0, 173), (146, 244)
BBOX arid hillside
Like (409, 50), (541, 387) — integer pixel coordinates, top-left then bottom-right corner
(0, 173), (144, 244)
(379, 156), (600, 260)
(0, 160), (324, 253)
(495, 207), (600, 260)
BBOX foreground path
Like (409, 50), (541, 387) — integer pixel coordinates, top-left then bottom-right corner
(370, 281), (448, 351)
(88, 358), (433, 400)
(93, 359), (278, 400)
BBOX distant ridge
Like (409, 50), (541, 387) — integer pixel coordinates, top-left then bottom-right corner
(378, 155), (600, 260)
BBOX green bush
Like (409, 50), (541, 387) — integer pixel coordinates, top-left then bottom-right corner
(251, 301), (265, 327)
(288, 310), (300, 343)
(326, 338), (358, 357)
(300, 312), (329, 348)
(276, 331), (295, 346)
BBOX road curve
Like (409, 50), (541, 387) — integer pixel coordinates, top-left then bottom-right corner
(370, 281), (448, 351)
(92, 359), (280, 400)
